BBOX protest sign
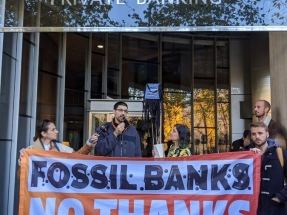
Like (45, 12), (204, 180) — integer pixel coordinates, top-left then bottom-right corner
(19, 150), (261, 215)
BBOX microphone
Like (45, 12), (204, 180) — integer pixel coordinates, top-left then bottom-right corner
(89, 123), (109, 143)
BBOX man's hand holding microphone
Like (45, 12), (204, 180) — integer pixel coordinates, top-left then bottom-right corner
(114, 122), (125, 137)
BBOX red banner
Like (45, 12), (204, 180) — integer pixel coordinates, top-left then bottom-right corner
(19, 150), (261, 215)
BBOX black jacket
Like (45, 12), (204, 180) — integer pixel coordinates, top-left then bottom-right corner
(231, 138), (244, 151)
(249, 139), (287, 215)
(95, 120), (142, 157)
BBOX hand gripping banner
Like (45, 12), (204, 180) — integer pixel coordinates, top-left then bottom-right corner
(19, 150), (261, 215)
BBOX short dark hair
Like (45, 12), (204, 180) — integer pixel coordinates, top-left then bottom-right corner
(114, 101), (128, 110)
(250, 121), (268, 132)
(258, 100), (271, 112)
(243, 130), (250, 138)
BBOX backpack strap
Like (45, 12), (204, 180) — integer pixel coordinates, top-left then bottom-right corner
(276, 147), (284, 169)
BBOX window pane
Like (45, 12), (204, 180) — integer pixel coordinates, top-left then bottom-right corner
(193, 86), (215, 154)
(64, 33), (87, 150)
(37, 72), (57, 122)
(122, 61), (158, 99)
(163, 89), (192, 143)
(162, 39), (191, 91)
(194, 43), (214, 78)
(217, 89), (230, 152)
(91, 54), (104, 99)
(122, 34), (159, 99)
(20, 34), (34, 115)
(91, 34), (105, 99)
(39, 33), (59, 75)
(122, 34), (158, 63)
(37, 33), (59, 122)
(108, 34), (119, 70)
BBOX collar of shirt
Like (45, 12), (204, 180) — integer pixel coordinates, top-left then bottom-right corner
(263, 115), (271, 127)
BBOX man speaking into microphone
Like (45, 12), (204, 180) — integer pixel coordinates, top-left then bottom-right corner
(95, 101), (142, 157)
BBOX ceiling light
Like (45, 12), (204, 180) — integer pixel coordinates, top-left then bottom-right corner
(97, 45), (104, 49)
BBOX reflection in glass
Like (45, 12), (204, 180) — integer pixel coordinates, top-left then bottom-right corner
(39, 33), (59, 74)
(217, 89), (230, 152)
(64, 33), (87, 150)
(37, 72), (57, 122)
(107, 69), (119, 98)
(108, 34), (119, 69)
(122, 34), (158, 63)
(91, 34), (105, 99)
(4, 1), (20, 27)
(162, 39), (191, 91)
(20, 34), (34, 115)
(92, 34), (105, 54)
(193, 87), (216, 153)
(122, 34), (159, 99)
(122, 61), (158, 99)
(5, 0), (287, 27)
(194, 128), (216, 154)
(163, 89), (192, 143)
(194, 43), (214, 79)
(37, 33), (59, 122)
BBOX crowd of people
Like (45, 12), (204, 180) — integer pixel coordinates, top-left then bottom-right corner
(18, 100), (287, 215)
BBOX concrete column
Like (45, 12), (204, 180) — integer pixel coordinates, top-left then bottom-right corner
(230, 39), (252, 141)
(250, 32), (271, 121)
(269, 32), (287, 136)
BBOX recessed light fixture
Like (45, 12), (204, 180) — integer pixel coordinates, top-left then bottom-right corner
(97, 45), (104, 49)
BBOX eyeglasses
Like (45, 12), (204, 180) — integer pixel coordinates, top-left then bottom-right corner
(116, 109), (128, 113)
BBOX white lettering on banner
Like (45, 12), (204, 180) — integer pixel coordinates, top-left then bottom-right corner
(229, 200), (250, 215)
(30, 198), (56, 215)
(94, 199), (145, 215)
(119, 200), (144, 215)
(94, 199), (117, 215)
(28, 157), (254, 195)
(204, 200), (227, 215)
(30, 198), (251, 215)
(150, 200), (169, 215)
(175, 200), (200, 215)
(58, 198), (84, 214)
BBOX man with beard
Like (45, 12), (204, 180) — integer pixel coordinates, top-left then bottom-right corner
(95, 101), (142, 157)
(249, 121), (287, 215)
(254, 100), (286, 149)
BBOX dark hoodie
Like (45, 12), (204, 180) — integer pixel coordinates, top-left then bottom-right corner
(249, 139), (287, 215)
(95, 119), (142, 157)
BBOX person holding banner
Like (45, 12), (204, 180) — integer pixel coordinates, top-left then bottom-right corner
(94, 101), (142, 157)
(249, 121), (287, 215)
(166, 124), (191, 157)
(18, 119), (99, 166)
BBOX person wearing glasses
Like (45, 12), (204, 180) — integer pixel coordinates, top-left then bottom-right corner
(95, 101), (142, 157)
(18, 119), (99, 166)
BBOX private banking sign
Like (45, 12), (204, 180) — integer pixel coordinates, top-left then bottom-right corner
(49, 0), (222, 6)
